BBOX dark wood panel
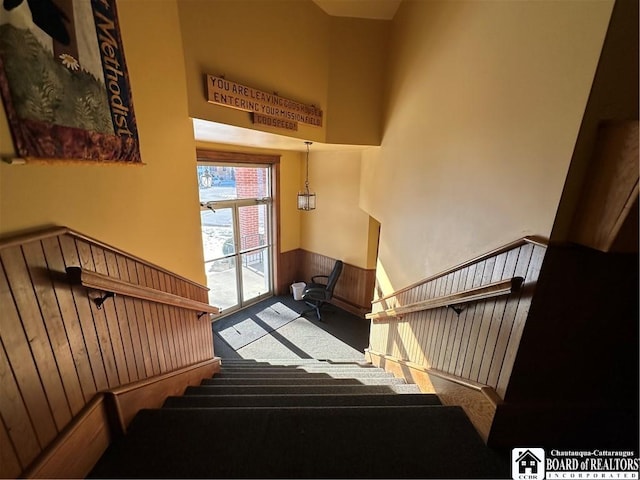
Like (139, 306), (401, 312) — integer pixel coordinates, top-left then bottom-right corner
(97, 247), (133, 384)
(448, 265), (475, 373)
(23, 240), (85, 416)
(1, 227), (215, 476)
(424, 276), (443, 364)
(282, 249), (375, 314)
(135, 263), (162, 375)
(476, 249), (519, 384)
(142, 300), (163, 374)
(0, 338), (40, 469)
(105, 251), (136, 382)
(42, 237), (97, 403)
(442, 268), (467, 372)
(59, 236), (110, 392)
(0, 412), (22, 478)
(570, 121), (639, 252)
(368, 238), (546, 403)
(459, 259), (490, 378)
(451, 263), (478, 376)
(496, 244), (542, 398)
(0, 261), (57, 449)
(1, 246), (72, 432)
(170, 306), (185, 367)
(117, 255), (147, 380)
(417, 279), (436, 365)
(485, 245), (531, 388)
(77, 241), (120, 388)
(127, 258), (154, 377)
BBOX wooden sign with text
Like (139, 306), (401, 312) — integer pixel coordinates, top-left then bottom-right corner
(207, 75), (322, 131)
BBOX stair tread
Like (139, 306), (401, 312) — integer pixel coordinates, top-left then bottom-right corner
(213, 371), (396, 378)
(221, 359), (370, 365)
(202, 377), (407, 385)
(185, 384), (422, 395)
(219, 367), (381, 373)
(90, 406), (508, 478)
(221, 363), (384, 371)
(163, 392), (442, 408)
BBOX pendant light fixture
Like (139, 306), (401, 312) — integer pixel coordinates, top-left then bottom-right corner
(297, 141), (316, 211)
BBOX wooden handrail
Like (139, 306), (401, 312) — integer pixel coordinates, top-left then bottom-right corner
(0, 226), (208, 289)
(372, 236), (547, 305)
(67, 267), (220, 315)
(366, 277), (523, 320)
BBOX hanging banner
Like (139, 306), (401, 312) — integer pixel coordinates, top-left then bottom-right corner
(0, 0), (141, 163)
(207, 74), (322, 131)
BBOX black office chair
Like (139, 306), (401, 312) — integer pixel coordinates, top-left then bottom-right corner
(301, 260), (343, 321)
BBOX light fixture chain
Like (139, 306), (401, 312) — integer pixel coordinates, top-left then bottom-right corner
(305, 141), (311, 193)
(298, 140), (315, 211)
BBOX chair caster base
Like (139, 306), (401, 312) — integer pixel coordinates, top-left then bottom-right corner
(300, 308), (323, 321)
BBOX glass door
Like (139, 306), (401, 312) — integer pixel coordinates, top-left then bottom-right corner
(198, 163), (273, 314)
(238, 203), (270, 302)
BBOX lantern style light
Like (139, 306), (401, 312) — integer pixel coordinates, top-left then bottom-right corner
(297, 141), (316, 211)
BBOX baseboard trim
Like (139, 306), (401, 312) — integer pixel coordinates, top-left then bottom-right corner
(332, 296), (370, 318)
(23, 358), (221, 479)
(108, 358), (222, 433)
(365, 349), (499, 442)
(23, 394), (111, 479)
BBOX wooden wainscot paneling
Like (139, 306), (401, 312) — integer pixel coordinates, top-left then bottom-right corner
(276, 249), (302, 296)
(298, 250), (375, 316)
(366, 237), (549, 443)
(0, 226), (217, 478)
(367, 237), (547, 399)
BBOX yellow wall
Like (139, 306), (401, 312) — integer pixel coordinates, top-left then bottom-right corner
(177, 0), (384, 146)
(0, 0), (615, 294)
(301, 149), (372, 269)
(194, 141), (302, 254)
(325, 17), (389, 145)
(0, 0), (206, 284)
(360, 0), (613, 291)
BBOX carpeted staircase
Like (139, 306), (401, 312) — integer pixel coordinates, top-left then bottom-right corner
(89, 359), (509, 479)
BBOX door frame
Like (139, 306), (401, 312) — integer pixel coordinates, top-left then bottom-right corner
(196, 149), (281, 314)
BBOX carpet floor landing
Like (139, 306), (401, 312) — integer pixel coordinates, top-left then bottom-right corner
(89, 359), (509, 479)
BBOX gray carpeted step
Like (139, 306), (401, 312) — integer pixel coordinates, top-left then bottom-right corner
(202, 376), (407, 386)
(213, 370), (396, 379)
(163, 392), (442, 408)
(219, 366), (381, 374)
(222, 362), (376, 368)
(212, 371), (336, 379)
(221, 359), (372, 367)
(89, 406), (509, 478)
(390, 383), (424, 393)
(221, 358), (332, 365)
(185, 383), (422, 395)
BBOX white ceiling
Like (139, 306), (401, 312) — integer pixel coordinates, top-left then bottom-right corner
(312, 0), (402, 20)
(193, 119), (368, 152)
(193, 1), (401, 152)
